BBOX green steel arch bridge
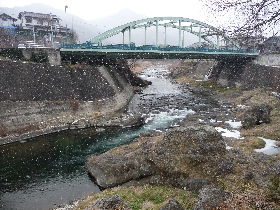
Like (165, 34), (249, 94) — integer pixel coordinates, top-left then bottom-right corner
(60, 17), (259, 60)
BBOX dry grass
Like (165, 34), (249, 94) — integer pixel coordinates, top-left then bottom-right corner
(76, 185), (197, 210)
(240, 106), (280, 141)
(214, 88), (280, 142)
(129, 60), (182, 73)
(131, 60), (154, 73)
(233, 88), (280, 108)
(213, 88), (280, 149)
(70, 99), (80, 111)
(0, 123), (40, 137)
(0, 123), (8, 137)
(234, 136), (266, 152)
(0, 56), (10, 60)
(88, 112), (102, 118)
(217, 191), (278, 210)
(174, 76), (196, 84)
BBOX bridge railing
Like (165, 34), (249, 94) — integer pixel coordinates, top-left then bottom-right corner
(60, 42), (259, 54)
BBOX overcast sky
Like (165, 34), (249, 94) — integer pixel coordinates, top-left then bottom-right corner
(0, 0), (207, 21)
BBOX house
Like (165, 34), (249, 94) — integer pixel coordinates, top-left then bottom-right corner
(0, 13), (17, 35)
(17, 11), (64, 33)
(17, 11), (72, 47)
(260, 36), (280, 53)
(0, 13), (17, 27)
(0, 11), (76, 48)
(231, 35), (265, 50)
(0, 13), (18, 47)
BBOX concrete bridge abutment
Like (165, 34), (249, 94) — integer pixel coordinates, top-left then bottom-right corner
(0, 48), (61, 66)
(210, 56), (280, 91)
(21, 48), (61, 66)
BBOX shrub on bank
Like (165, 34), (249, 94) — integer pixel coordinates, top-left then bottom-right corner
(30, 51), (48, 63)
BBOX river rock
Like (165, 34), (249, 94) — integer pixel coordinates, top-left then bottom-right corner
(87, 125), (226, 188)
(241, 104), (272, 129)
(160, 198), (184, 210)
(183, 179), (210, 191)
(192, 186), (228, 210)
(84, 194), (131, 210)
(121, 114), (145, 128)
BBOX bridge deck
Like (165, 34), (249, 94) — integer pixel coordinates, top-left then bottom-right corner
(60, 48), (259, 60)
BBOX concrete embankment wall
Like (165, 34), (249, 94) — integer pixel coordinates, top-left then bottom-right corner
(0, 59), (135, 144)
(172, 56), (280, 92)
(211, 56), (280, 91)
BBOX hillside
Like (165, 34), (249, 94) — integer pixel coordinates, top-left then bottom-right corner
(0, 4), (198, 45)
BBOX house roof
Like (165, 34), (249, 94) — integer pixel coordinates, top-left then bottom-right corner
(0, 13), (17, 22)
(18, 12), (59, 20)
(0, 26), (17, 28)
(264, 36), (280, 44)
(19, 12), (51, 19)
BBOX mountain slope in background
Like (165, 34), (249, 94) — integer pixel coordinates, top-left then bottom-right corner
(0, 3), (197, 45)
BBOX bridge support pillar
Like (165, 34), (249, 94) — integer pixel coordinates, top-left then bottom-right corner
(122, 32), (125, 45)
(129, 26), (131, 44)
(182, 31), (184, 47)
(164, 25), (167, 47)
(179, 20), (181, 47)
(145, 26), (147, 45)
(199, 26), (201, 47)
(216, 35), (220, 49)
(156, 20), (158, 47)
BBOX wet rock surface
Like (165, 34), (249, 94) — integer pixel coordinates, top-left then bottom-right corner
(87, 125), (226, 188)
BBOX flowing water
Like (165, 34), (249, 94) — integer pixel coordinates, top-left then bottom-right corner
(0, 65), (194, 210)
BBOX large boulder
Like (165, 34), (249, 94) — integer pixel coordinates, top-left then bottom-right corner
(242, 104), (272, 129)
(87, 125), (226, 188)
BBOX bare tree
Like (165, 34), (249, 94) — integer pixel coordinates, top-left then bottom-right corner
(68, 29), (79, 43)
(200, 0), (280, 37)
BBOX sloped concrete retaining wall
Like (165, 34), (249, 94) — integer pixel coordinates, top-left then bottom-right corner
(0, 59), (134, 144)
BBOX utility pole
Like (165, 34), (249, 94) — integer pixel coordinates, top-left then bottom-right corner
(65, 5), (68, 44)
(50, 13), (53, 47)
(32, 18), (36, 43)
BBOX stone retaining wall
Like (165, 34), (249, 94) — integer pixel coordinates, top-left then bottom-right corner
(254, 53), (280, 67)
(20, 48), (61, 66)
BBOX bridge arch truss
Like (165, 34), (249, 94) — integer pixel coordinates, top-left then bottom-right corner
(89, 17), (240, 49)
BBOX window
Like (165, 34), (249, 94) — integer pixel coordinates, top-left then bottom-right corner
(26, 17), (32, 23)
(37, 20), (43, 25)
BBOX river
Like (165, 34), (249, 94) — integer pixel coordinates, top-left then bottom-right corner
(0, 65), (194, 210)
